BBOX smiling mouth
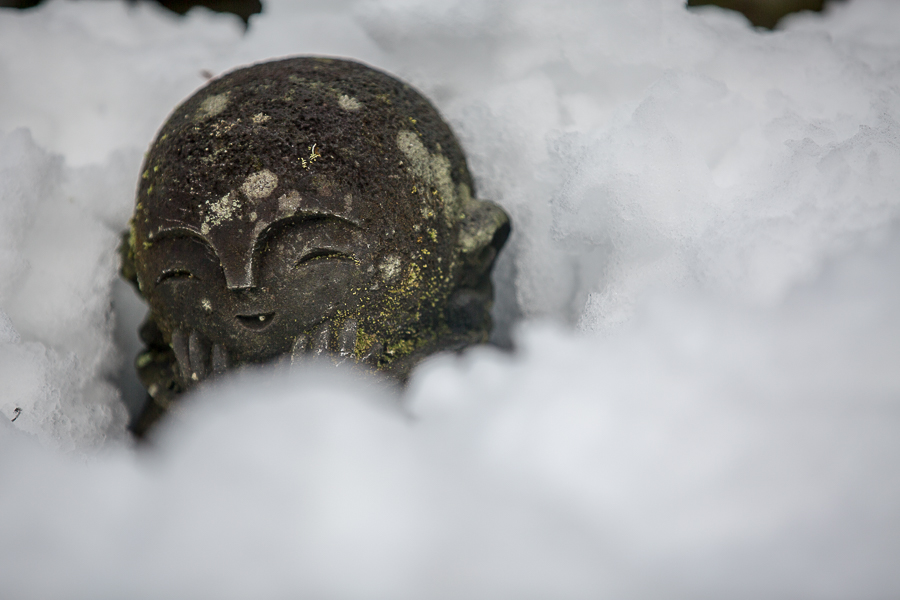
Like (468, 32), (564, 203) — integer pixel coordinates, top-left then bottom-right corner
(236, 312), (275, 330)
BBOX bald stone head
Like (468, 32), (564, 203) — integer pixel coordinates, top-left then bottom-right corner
(127, 57), (509, 385)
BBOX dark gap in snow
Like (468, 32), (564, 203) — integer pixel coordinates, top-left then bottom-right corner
(0, 0), (263, 26)
(686, 0), (840, 29)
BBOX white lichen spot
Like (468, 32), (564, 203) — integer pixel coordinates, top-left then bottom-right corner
(198, 93), (229, 119)
(396, 129), (460, 225)
(252, 112), (271, 124)
(201, 298), (212, 312)
(379, 255), (402, 282)
(278, 190), (302, 214)
(338, 94), (362, 111)
(204, 190), (240, 229)
(200, 223), (210, 235)
(242, 169), (278, 200)
(249, 211), (258, 222)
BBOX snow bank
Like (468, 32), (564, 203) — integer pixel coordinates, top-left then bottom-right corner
(1, 0), (899, 597)
(0, 129), (129, 448)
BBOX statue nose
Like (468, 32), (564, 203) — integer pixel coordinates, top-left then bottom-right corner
(206, 227), (259, 290)
(211, 240), (257, 290)
(222, 261), (255, 290)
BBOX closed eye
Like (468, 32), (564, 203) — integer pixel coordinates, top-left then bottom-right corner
(156, 268), (198, 285)
(296, 248), (356, 266)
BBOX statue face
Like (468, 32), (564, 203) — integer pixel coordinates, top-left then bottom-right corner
(139, 168), (392, 366)
(144, 213), (368, 363)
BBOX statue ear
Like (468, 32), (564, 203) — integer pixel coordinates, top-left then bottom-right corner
(446, 200), (510, 336)
(456, 199), (511, 289)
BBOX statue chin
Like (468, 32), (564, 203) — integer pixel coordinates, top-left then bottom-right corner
(121, 56), (510, 437)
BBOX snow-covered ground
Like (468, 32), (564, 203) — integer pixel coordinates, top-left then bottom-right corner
(1, 0), (899, 597)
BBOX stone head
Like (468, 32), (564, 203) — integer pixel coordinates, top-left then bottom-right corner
(125, 57), (510, 387)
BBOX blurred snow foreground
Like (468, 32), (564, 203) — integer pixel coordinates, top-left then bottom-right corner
(1, 0), (900, 597)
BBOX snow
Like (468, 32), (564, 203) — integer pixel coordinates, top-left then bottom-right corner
(1, 0), (899, 597)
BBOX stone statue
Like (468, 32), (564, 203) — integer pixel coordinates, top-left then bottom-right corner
(120, 57), (510, 435)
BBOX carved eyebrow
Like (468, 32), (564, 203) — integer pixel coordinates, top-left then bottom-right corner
(263, 210), (360, 232)
(254, 213), (361, 254)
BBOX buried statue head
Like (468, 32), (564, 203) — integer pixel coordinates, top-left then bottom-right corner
(121, 57), (511, 435)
